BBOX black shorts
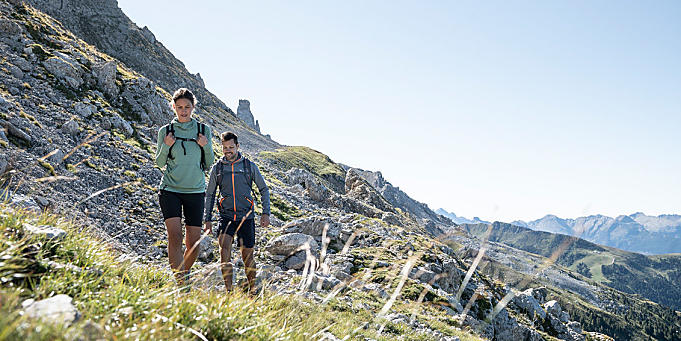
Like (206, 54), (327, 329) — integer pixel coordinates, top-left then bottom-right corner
(158, 190), (205, 226)
(217, 217), (256, 248)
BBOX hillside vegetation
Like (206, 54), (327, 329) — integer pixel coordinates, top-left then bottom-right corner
(0, 205), (482, 340)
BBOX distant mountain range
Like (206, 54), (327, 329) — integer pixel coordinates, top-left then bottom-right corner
(512, 213), (681, 254)
(438, 209), (681, 255)
(435, 208), (490, 225)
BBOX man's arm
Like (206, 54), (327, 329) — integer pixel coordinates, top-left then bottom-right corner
(252, 163), (270, 227)
(203, 163), (219, 232)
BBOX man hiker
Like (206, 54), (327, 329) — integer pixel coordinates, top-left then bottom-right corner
(203, 131), (270, 293)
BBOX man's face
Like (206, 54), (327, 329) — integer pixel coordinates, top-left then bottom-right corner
(222, 139), (238, 160)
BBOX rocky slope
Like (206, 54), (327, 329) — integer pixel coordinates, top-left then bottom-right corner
(0, 1), (665, 340)
(461, 221), (681, 312)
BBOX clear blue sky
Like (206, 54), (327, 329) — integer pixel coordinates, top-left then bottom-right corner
(118, 0), (680, 222)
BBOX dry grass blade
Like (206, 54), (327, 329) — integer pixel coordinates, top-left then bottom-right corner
(340, 231), (359, 255)
(35, 175), (78, 183)
(455, 245), (486, 302)
(38, 149), (59, 161)
(76, 181), (140, 205)
(153, 313), (208, 341)
(61, 131), (109, 162)
(378, 255), (417, 318)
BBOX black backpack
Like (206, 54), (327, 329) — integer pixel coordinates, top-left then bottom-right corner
(216, 157), (253, 191)
(166, 122), (207, 171)
(216, 157), (254, 213)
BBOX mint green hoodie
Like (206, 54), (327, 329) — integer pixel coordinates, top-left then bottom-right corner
(155, 118), (215, 193)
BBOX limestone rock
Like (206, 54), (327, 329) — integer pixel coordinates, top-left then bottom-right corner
(42, 56), (83, 89)
(512, 288), (546, 319)
(92, 61), (118, 98)
(0, 153), (7, 175)
(236, 99), (259, 133)
(23, 223), (66, 241)
(110, 114), (134, 137)
(74, 102), (95, 118)
(265, 233), (318, 256)
(283, 215), (341, 240)
(3, 121), (32, 145)
(0, 18), (22, 36)
(23, 294), (80, 326)
(544, 300), (562, 317)
(198, 236), (215, 262)
(345, 168), (395, 213)
(61, 119), (79, 136)
(284, 250), (307, 270)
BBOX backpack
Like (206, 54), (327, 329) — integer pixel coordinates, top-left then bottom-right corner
(166, 122), (207, 171)
(216, 157), (254, 214)
(216, 157), (253, 191)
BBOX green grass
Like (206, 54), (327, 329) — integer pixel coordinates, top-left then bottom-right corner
(259, 146), (346, 193)
(568, 253), (613, 282)
(37, 160), (55, 176)
(0, 205), (478, 340)
(269, 193), (303, 222)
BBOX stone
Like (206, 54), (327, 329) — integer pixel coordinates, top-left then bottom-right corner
(0, 153), (7, 175)
(61, 119), (80, 136)
(345, 168), (394, 213)
(544, 300), (562, 317)
(512, 288), (546, 320)
(3, 121), (32, 145)
(46, 148), (65, 165)
(0, 94), (8, 107)
(284, 215), (341, 240)
(409, 266), (436, 284)
(91, 60), (118, 98)
(567, 321), (582, 334)
(42, 57), (83, 89)
(492, 308), (545, 341)
(33, 195), (50, 208)
(284, 250), (307, 270)
(74, 102), (94, 117)
(362, 283), (389, 299)
(23, 294), (80, 326)
(0, 19), (21, 36)
(9, 64), (23, 79)
(111, 114), (134, 137)
(10, 194), (41, 212)
(311, 274), (340, 290)
(236, 99), (259, 132)
(198, 236), (215, 262)
(265, 233), (318, 256)
(23, 223), (66, 241)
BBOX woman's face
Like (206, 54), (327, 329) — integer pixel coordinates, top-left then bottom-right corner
(173, 98), (193, 123)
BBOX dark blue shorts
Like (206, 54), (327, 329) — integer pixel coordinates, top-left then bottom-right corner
(217, 217), (256, 248)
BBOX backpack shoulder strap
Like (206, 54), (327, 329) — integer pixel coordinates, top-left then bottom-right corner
(197, 122), (206, 171)
(166, 123), (175, 160)
(216, 161), (224, 190)
(243, 157), (253, 188)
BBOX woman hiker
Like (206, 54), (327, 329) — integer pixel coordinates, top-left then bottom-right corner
(155, 88), (214, 286)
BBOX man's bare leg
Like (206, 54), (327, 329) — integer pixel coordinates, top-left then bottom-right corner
(218, 233), (234, 292)
(241, 247), (256, 293)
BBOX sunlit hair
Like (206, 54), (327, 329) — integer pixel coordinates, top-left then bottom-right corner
(172, 88), (197, 106)
(220, 131), (239, 144)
